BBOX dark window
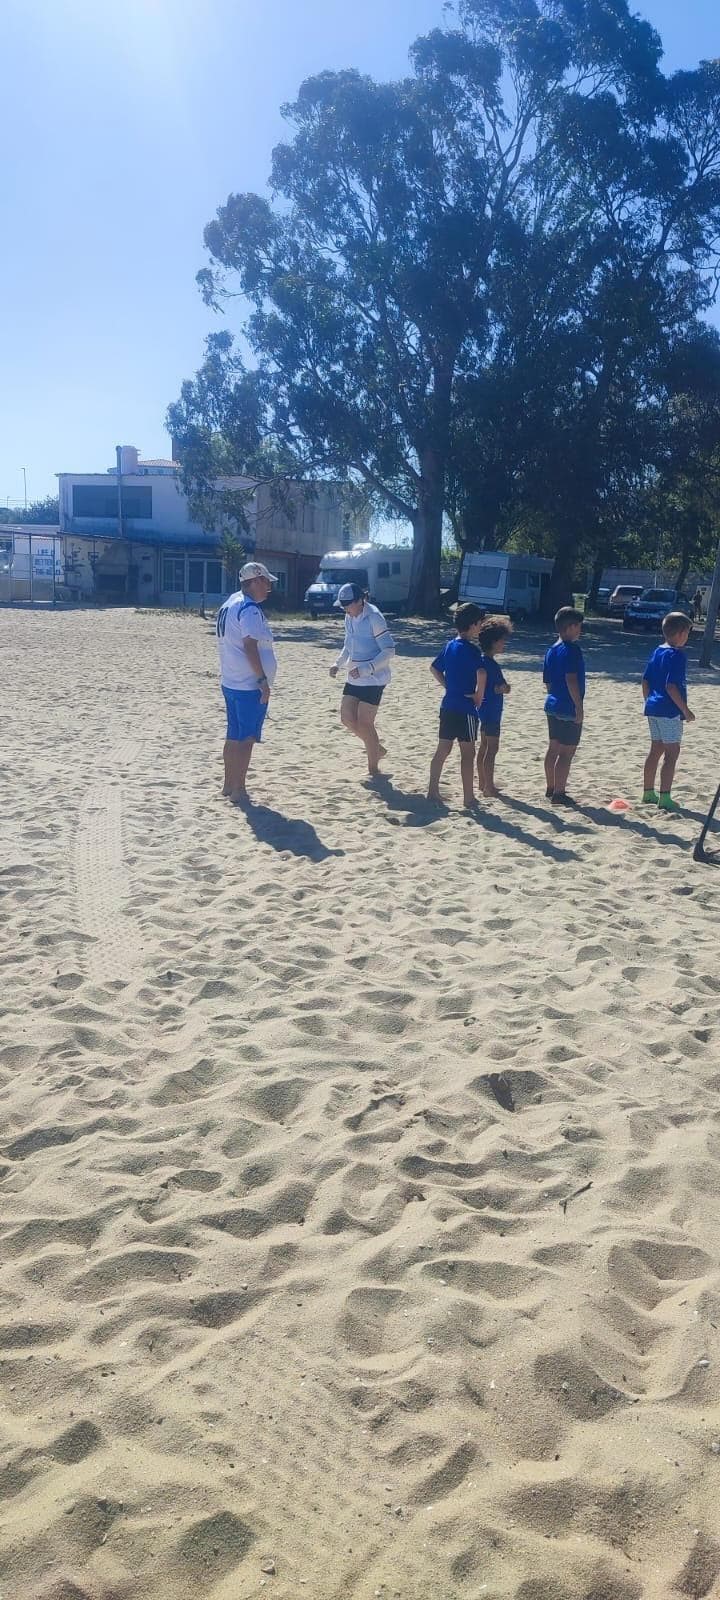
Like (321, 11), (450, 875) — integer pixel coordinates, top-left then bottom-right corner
(163, 557), (184, 592)
(188, 559), (204, 592)
(205, 560), (223, 593)
(392, 561), (401, 574)
(73, 484), (152, 520)
(377, 561), (390, 579)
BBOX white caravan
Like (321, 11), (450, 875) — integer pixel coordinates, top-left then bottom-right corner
(304, 543), (413, 615)
(459, 551), (553, 617)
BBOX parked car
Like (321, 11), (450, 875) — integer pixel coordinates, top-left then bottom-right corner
(589, 586), (611, 615)
(608, 583), (644, 618)
(622, 587), (691, 632)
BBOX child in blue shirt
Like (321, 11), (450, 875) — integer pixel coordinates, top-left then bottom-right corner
(642, 611), (694, 811)
(428, 603), (484, 807)
(476, 616), (513, 795)
(543, 607), (586, 806)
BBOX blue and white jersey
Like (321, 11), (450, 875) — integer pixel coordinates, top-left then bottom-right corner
(216, 591), (277, 691)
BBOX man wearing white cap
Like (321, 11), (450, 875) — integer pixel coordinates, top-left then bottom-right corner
(215, 561), (278, 803)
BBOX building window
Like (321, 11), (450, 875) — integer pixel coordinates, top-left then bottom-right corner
(188, 559), (204, 592)
(72, 484), (152, 519)
(163, 557), (185, 592)
(392, 561), (401, 574)
(205, 559), (223, 593)
(377, 561), (390, 578)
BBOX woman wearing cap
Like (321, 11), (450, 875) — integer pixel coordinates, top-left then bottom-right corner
(216, 561), (278, 803)
(329, 583), (395, 776)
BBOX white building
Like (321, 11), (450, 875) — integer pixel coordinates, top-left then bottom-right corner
(57, 446), (367, 607)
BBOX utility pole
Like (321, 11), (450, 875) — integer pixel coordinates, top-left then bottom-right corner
(699, 530), (720, 668)
(116, 445), (124, 540)
(21, 467), (27, 512)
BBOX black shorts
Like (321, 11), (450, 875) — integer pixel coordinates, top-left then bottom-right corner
(480, 721), (501, 740)
(343, 683), (384, 706)
(439, 709), (479, 744)
(547, 713), (582, 747)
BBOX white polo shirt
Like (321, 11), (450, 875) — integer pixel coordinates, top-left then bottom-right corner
(216, 593), (277, 691)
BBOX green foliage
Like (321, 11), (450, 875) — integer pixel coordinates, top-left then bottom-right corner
(0, 496), (59, 525)
(171, 2), (720, 613)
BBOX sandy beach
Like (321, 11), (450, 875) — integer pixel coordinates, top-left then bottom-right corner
(1, 604), (720, 1600)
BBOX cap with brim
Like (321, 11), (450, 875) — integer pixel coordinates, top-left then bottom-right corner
(240, 561), (277, 583)
(334, 582), (364, 608)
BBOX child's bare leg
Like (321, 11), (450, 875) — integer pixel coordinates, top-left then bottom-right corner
(552, 748), (575, 797)
(659, 744), (679, 795)
(643, 739), (663, 793)
(479, 734), (500, 795)
(428, 739), (452, 799)
(544, 740), (560, 795)
(460, 743), (476, 807)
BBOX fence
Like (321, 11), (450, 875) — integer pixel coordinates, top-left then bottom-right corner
(0, 531), (64, 605)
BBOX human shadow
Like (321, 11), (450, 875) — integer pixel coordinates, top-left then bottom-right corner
(366, 774), (448, 828)
(239, 802), (344, 861)
(463, 806), (579, 862)
(497, 792), (590, 836)
(572, 802), (691, 850)
(369, 775), (578, 860)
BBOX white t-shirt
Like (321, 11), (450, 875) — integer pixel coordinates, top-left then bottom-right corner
(216, 592), (278, 691)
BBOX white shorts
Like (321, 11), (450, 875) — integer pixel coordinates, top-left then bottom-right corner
(648, 715), (683, 744)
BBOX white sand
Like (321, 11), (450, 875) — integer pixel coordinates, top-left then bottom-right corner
(1, 606), (720, 1600)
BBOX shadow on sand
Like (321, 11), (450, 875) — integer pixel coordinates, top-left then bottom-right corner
(368, 775), (579, 862)
(238, 802), (344, 862)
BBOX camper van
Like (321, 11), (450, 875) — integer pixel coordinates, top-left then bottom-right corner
(459, 551), (553, 617)
(304, 543), (413, 615)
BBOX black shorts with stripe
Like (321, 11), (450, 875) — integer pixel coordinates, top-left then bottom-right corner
(439, 709), (479, 744)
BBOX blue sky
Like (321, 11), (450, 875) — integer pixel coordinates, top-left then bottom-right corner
(2, 0), (718, 506)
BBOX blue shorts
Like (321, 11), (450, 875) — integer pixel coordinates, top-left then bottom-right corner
(222, 686), (268, 743)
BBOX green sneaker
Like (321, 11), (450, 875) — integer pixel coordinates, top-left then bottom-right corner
(658, 793), (681, 813)
(641, 789), (659, 805)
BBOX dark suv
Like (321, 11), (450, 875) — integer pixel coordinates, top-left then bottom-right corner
(623, 588), (691, 633)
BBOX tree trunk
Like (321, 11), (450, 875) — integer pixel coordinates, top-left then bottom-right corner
(409, 453), (445, 614)
(586, 552), (604, 609)
(545, 539), (579, 618)
(699, 531), (720, 668)
(674, 544), (691, 595)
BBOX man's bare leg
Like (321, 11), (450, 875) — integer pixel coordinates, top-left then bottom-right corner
(227, 737), (255, 804)
(428, 739), (453, 799)
(222, 740), (233, 796)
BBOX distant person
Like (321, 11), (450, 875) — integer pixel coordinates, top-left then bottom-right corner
(427, 602), (485, 808)
(641, 611), (694, 812)
(475, 616), (513, 796)
(216, 561), (278, 805)
(692, 587), (704, 623)
(543, 607), (585, 806)
(329, 583), (395, 776)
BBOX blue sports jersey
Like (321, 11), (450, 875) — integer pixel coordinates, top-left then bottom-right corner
(478, 653), (507, 724)
(543, 639), (585, 718)
(432, 637), (482, 715)
(643, 644), (687, 720)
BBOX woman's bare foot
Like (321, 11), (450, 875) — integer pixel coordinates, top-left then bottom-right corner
(377, 744), (387, 760)
(229, 789), (251, 807)
(481, 784), (501, 797)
